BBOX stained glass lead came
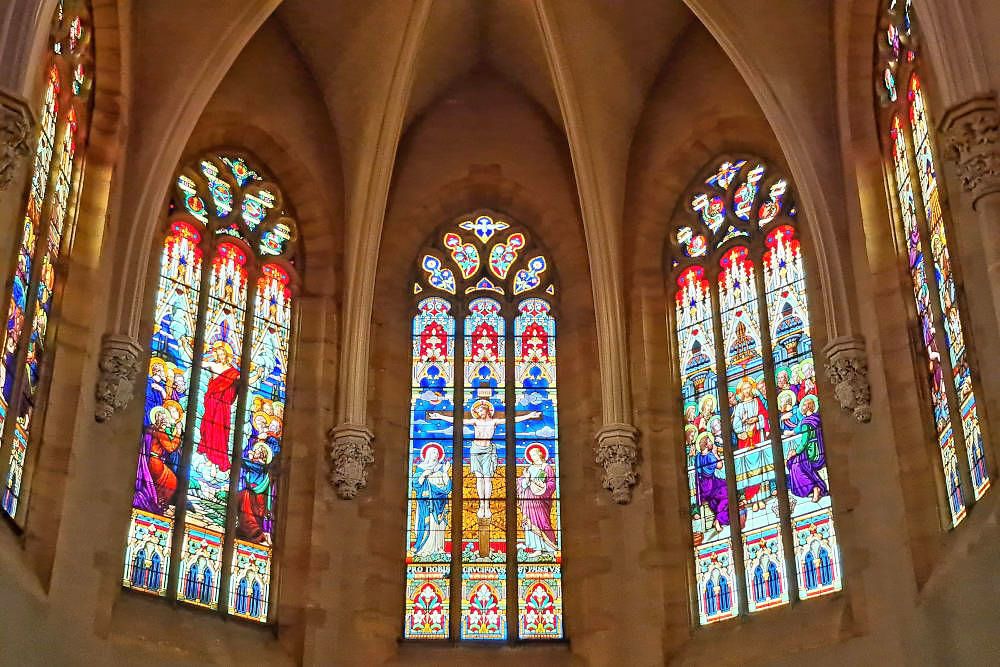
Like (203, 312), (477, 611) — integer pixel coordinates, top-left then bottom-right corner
(403, 216), (561, 640)
(123, 152), (300, 624)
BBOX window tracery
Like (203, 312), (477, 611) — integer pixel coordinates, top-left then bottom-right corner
(0, 0), (94, 522)
(122, 151), (299, 623)
(404, 213), (563, 641)
(876, 0), (990, 526)
(671, 158), (842, 624)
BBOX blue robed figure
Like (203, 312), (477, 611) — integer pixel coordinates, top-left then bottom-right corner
(411, 442), (451, 557)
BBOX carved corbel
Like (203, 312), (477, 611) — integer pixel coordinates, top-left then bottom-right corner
(95, 334), (144, 422)
(0, 90), (34, 191)
(594, 423), (640, 504)
(824, 336), (872, 423)
(328, 424), (375, 499)
(940, 96), (1000, 206)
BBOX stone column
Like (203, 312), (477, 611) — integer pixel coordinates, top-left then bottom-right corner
(824, 336), (872, 424)
(940, 96), (1000, 328)
(94, 334), (144, 422)
(327, 423), (375, 500)
(594, 423), (640, 504)
(0, 89), (34, 191)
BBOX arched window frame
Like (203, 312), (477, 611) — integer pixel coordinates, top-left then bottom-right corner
(403, 211), (564, 642)
(875, 0), (992, 527)
(667, 156), (844, 625)
(0, 0), (94, 524)
(121, 149), (301, 625)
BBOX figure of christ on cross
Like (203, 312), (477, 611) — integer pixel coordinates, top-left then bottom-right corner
(429, 399), (541, 519)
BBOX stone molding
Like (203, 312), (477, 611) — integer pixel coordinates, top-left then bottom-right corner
(594, 423), (640, 504)
(328, 423), (375, 499)
(0, 90), (34, 192)
(95, 334), (144, 422)
(940, 96), (1000, 207)
(823, 336), (872, 424)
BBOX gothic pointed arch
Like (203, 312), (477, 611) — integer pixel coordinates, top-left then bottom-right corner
(669, 156), (843, 624)
(0, 0), (94, 523)
(874, 0), (991, 526)
(122, 149), (300, 623)
(403, 211), (563, 641)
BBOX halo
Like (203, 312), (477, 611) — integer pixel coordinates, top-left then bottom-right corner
(420, 442), (445, 461)
(254, 441), (275, 465)
(799, 394), (819, 413)
(266, 415), (283, 436)
(524, 442), (549, 462)
(695, 431), (714, 449)
(698, 394), (716, 413)
(777, 389), (796, 408)
(148, 406), (170, 424)
(471, 398), (493, 414)
(212, 340), (235, 359)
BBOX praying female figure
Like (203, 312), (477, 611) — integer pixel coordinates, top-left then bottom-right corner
(411, 442), (451, 557)
(197, 340), (240, 471)
(693, 431), (730, 533)
(785, 396), (828, 503)
(517, 443), (558, 556)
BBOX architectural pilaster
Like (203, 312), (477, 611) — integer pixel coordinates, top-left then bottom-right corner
(594, 423), (640, 504)
(824, 336), (872, 423)
(327, 423), (375, 499)
(940, 95), (1000, 331)
(0, 89), (34, 191)
(94, 334), (144, 422)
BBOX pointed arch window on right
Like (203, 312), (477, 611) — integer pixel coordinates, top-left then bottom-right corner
(876, 0), (990, 527)
(671, 158), (842, 625)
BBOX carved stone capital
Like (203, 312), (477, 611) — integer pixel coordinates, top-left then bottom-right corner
(95, 334), (144, 422)
(0, 90), (35, 191)
(940, 96), (1000, 206)
(327, 424), (375, 499)
(823, 336), (872, 423)
(594, 423), (640, 504)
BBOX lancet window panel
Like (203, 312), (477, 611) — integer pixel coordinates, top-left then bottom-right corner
(0, 0), (94, 524)
(404, 213), (563, 642)
(670, 158), (843, 626)
(875, 0), (991, 527)
(122, 151), (299, 624)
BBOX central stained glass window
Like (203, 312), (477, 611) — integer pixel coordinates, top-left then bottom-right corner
(404, 213), (563, 641)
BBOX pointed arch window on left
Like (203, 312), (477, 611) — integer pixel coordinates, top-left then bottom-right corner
(121, 150), (300, 624)
(0, 0), (94, 524)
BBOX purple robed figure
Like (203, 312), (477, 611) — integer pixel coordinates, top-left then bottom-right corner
(133, 429), (159, 512)
(694, 432), (730, 530)
(518, 443), (558, 555)
(785, 396), (828, 503)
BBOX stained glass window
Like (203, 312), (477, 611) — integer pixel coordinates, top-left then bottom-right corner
(122, 151), (299, 623)
(0, 0), (93, 521)
(876, 1), (990, 526)
(672, 158), (842, 625)
(404, 214), (562, 641)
